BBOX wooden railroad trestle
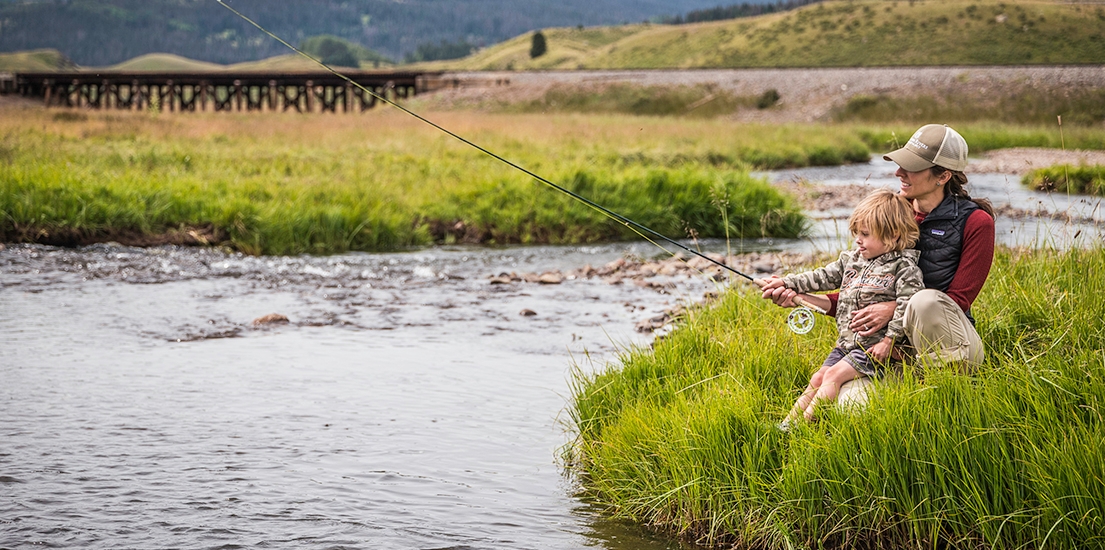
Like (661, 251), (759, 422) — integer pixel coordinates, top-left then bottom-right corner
(11, 71), (432, 113)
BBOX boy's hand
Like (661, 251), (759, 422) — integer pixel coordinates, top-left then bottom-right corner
(756, 276), (786, 291)
(757, 276), (798, 308)
(869, 337), (894, 361)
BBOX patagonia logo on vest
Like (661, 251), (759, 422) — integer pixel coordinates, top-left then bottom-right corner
(930, 229), (946, 236)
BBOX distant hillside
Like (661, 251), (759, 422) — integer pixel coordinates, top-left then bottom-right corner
(109, 53), (225, 72)
(0, 0), (739, 66)
(426, 0), (1105, 70)
(0, 48), (75, 71)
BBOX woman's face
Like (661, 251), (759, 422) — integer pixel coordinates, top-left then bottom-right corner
(895, 166), (946, 203)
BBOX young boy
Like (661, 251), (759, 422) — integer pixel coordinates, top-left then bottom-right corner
(760, 189), (924, 425)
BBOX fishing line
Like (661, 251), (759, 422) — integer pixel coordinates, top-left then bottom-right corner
(216, 0), (826, 331)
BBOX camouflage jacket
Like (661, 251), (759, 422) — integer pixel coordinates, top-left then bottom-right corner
(783, 249), (924, 350)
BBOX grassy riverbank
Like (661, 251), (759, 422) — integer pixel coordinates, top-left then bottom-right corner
(567, 247), (1105, 549)
(1, 108), (838, 255)
(5, 107), (1105, 255)
(1024, 165), (1105, 196)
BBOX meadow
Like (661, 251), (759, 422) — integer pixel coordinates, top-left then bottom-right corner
(567, 247), (1105, 549)
(6, 101), (1105, 255)
(2, 107), (830, 255)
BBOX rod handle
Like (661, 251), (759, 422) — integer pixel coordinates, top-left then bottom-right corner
(753, 278), (829, 315)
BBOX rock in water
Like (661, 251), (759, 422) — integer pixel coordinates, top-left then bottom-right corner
(252, 313), (290, 326)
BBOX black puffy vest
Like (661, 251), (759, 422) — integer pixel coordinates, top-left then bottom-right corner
(915, 194), (979, 321)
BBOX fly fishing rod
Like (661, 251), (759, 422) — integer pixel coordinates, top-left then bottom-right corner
(215, 0), (826, 333)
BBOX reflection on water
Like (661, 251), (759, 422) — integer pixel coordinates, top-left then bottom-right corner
(1, 243), (708, 549)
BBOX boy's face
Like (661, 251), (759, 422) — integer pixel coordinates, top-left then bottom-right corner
(855, 224), (893, 259)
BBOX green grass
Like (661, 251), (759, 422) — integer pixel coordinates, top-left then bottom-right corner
(0, 48), (75, 71)
(0, 109), (837, 255)
(0, 49), (392, 73)
(6, 108), (1105, 256)
(1024, 165), (1105, 196)
(426, 0), (1105, 70)
(9, 0), (1103, 74)
(855, 123), (1105, 155)
(567, 247), (1105, 549)
(105, 53), (225, 72)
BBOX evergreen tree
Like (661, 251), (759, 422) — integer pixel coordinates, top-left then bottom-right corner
(529, 31), (547, 59)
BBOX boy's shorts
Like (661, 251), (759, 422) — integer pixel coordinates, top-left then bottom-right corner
(822, 346), (883, 378)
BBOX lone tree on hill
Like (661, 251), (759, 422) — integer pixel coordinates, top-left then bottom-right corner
(530, 31), (547, 59)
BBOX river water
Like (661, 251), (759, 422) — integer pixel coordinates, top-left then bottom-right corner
(2, 159), (1100, 549)
(2, 240), (733, 549)
(760, 158), (1105, 250)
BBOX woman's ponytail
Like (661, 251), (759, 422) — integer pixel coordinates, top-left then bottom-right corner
(931, 167), (995, 219)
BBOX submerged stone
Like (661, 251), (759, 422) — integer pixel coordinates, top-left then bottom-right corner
(252, 313), (290, 326)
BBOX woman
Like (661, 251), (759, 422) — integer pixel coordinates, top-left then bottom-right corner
(762, 124), (995, 404)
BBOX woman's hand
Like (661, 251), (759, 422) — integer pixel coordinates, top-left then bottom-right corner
(757, 276), (799, 308)
(850, 301), (895, 337)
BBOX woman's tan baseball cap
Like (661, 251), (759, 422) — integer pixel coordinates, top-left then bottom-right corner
(884, 124), (969, 172)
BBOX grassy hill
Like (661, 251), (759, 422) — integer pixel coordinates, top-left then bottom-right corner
(1, 51), (395, 73)
(227, 54), (395, 72)
(8, 0), (1104, 74)
(106, 53), (225, 72)
(424, 0), (1105, 70)
(0, 0), (729, 66)
(0, 49), (76, 71)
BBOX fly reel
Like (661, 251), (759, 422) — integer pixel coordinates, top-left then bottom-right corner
(786, 307), (816, 334)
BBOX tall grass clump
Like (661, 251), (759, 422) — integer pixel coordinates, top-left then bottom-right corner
(424, 165), (807, 244)
(1023, 165), (1105, 196)
(1, 109), (825, 254)
(568, 247), (1105, 549)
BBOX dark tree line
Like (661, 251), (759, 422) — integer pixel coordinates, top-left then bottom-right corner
(403, 40), (476, 63)
(659, 0), (822, 25)
(0, 0), (730, 66)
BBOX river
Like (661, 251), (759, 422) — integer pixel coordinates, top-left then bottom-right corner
(2, 159), (1100, 549)
(2, 240), (729, 549)
(760, 158), (1105, 249)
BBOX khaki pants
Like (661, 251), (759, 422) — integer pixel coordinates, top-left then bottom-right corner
(837, 289), (984, 407)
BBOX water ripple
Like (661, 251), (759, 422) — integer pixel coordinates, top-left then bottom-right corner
(0, 244), (703, 550)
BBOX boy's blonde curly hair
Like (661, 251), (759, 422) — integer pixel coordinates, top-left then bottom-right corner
(848, 189), (919, 252)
